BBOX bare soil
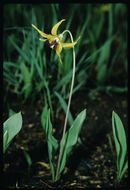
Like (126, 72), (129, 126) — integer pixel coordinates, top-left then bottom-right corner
(3, 91), (128, 189)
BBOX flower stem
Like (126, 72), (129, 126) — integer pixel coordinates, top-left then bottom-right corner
(55, 30), (76, 181)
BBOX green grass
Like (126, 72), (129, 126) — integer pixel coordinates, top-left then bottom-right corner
(3, 3), (128, 115)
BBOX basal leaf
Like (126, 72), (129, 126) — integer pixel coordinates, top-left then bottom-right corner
(112, 111), (128, 180)
(42, 109), (58, 181)
(118, 160), (128, 180)
(58, 109), (86, 179)
(9, 109), (16, 117)
(3, 112), (22, 151)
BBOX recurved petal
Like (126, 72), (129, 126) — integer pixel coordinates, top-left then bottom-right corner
(56, 43), (63, 64)
(39, 38), (48, 42)
(62, 36), (80, 49)
(32, 24), (52, 39)
(51, 19), (66, 36)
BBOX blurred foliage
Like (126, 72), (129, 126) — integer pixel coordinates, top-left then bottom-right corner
(3, 3), (128, 115)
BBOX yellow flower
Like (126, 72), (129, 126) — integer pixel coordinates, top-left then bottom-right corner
(32, 19), (80, 64)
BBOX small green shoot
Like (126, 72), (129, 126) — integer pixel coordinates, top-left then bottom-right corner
(23, 151), (32, 174)
(107, 134), (114, 153)
(112, 111), (128, 181)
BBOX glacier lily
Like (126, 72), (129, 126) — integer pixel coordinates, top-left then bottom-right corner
(32, 19), (80, 64)
(32, 19), (85, 182)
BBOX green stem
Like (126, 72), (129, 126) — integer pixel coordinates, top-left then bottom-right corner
(55, 30), (76, 181)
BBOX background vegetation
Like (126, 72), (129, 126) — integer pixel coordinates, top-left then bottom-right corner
(3, 3), (128, 118)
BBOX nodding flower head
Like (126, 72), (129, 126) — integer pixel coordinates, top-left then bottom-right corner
(32, 19), (80, 64)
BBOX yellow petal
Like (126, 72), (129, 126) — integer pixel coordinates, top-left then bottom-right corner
(58, 33), (63, 41)
(48, 36), (58, 44)
(56, 43), (63, 64)
(32, 24), (52, 39)
(39, 38), (47, 42)
(62, 36), (80, 49)
(51, 19), (66, 36)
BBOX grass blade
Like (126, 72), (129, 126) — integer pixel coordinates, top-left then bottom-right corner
(54, 91), (73, 126)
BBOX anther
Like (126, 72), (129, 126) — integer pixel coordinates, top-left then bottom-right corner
(50, 39), (59, 49)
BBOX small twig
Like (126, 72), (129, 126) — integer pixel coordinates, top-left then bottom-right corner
(40, 179), (56, 189)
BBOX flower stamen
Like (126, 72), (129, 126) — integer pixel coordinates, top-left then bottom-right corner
(50, 39), (59, 49)
(32, 20), (80, 64)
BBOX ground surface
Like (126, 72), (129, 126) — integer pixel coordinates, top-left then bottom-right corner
(3, 90), (128, 189)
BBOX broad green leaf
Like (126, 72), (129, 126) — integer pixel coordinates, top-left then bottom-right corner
(118, 160), (128, 180)
(119, 160), (128, 180)
(9, 109), (16, 117)
(3, 112), (22, 152)
(58, 109), (86, 179)
(42, 109), (58, 181)
(112, 111), (128, 180)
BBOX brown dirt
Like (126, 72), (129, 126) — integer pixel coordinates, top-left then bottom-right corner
(3, 91), (128, 189)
